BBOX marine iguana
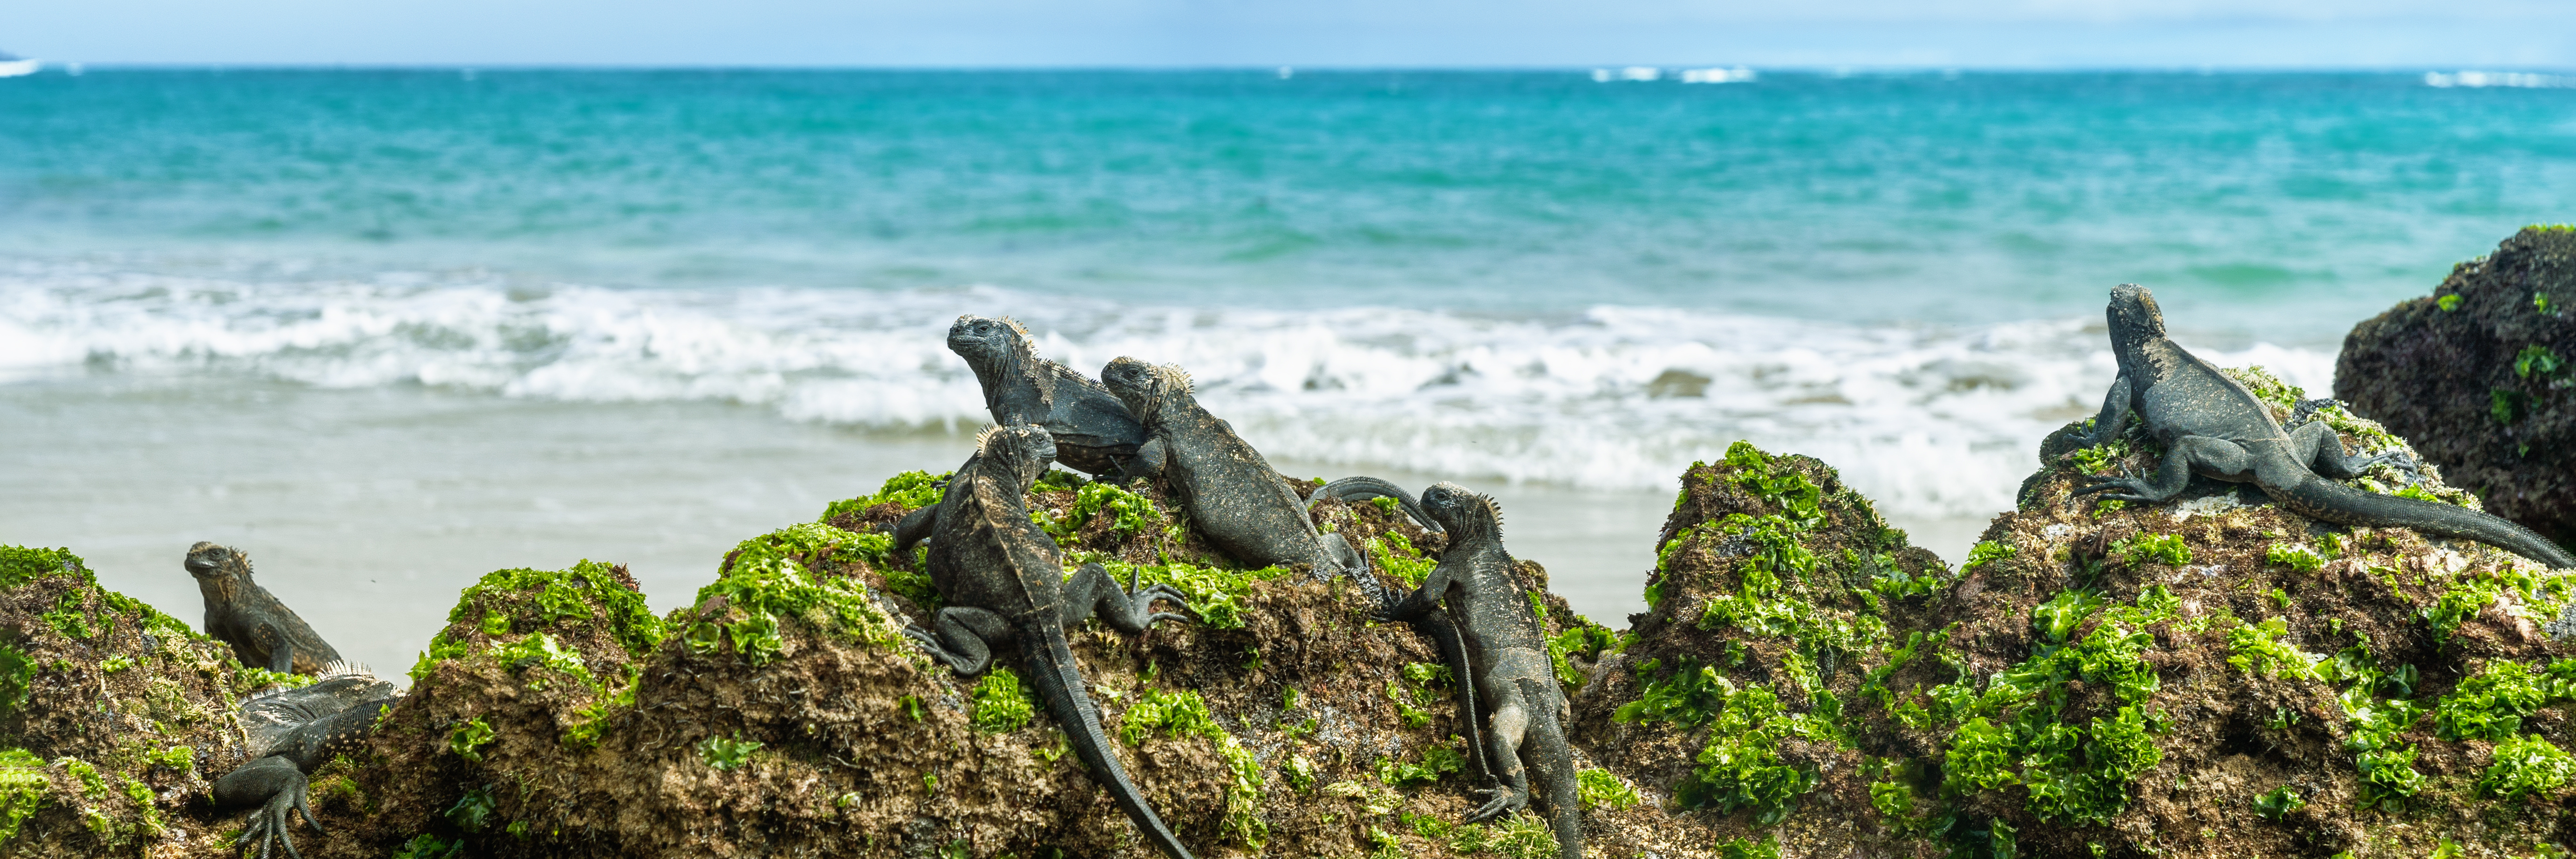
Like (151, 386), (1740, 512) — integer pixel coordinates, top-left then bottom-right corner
(2072, 284), (2576, 569)
(1377, 483), (1581, 859)
(184, 543), (344, 674)
(1097, 357), (1385, 598)
(902, 424), (1200, 859)
(217, 662), (402, 859)
(947, 315), (1145, 478)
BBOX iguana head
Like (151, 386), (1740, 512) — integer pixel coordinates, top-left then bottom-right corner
(1099, 357), (1192, 420)
(2106, 284), (2168, 350)
(947, 315), (1035, 370)
(975, 423), (1059, 490)
(184, 541), (250, 600)
(1419, 482), (1503, 542)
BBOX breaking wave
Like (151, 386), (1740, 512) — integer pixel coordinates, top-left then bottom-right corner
(0, 262), (2336, 520)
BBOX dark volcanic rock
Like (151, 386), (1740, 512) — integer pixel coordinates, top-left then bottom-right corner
(2337, 226), (2576, 550)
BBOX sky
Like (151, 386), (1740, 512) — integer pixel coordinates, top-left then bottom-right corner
(5, 0), (2574, 69)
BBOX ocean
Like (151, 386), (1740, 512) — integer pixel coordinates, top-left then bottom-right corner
(4, 69), (2571, 676)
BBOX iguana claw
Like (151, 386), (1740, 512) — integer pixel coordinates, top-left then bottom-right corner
(231, 765), (319, 859)
(1463, 785), (1527, 824)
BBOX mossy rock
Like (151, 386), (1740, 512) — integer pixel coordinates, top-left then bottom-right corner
(0, 545), (269, 857)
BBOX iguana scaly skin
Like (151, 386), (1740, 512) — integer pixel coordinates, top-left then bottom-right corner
(948, 315), (1145, 478)
(1378, 483), (1581, 859)
(216, 662), (402, 859)
(903, 424), (1201, 859)
(1098, 357), (1383, 597)
(184, 543), (344, 674)
(2074, 284), (2576, 569)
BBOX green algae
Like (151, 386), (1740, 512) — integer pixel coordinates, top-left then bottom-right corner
(0, 749), (43, 842)
(449, 717), (496, 763)
(688, 524), (908, 665)
(2516, 344), (2566, 379)
(2113, 532), (2191, 566)
(2431, 659), (2571, 742)
(414, 559), (665, 682)
(1916, 589), (2170, 827)
(1374, 738), (1465, 786)
(1039, 480), (1169, 543)
(1575, 767), (1641, 810)
(2439, 294), (2465, 311)
(969, 667), (1036, 734)
(2225, 617), (2321, 680)
(1401, 809), (1557, 858)
(821, 470), (950, 521)
(696, 734), (763, 771)
(1116, 687), (1266, 848)
(2252, 784), (2306, 819)
(1072, 556), (1289, 632)
(1366, 532), (1437, 589)
(2478, 734), (2575, 801)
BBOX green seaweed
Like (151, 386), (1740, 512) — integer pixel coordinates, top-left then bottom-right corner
(2225, 617), (2321, 681)
(2433, 659), (2560, 742)
(0, 749), (45, 842)
(449, 717), (496, 762)
(2265, 543), (2324, 573)
(2517, 344), (2566, 379)
(413, 559), (665, 682)
(687, 524), (908, 665)
(1116, 688), (1266, 847)
(819, 470), (950, 521)
(2252, 784), (2306, 819)
(2439, 294), (2464, 311)
(1075, 557), (1290, 631)
(1929, 588), (2170, 826)
(970, 667), (1037, 734)
(697, 734), (763, 771)
(1040, 481), (1167, 543)
(1576, 767), (1641, 810)
(2478, 734), (2575, 801)
(2113, 533), (2191, 567)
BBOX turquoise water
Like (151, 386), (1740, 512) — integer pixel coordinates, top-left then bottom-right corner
(5, 69), (2572, 336)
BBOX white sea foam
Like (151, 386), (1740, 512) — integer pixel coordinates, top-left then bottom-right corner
(0, 262), (2341, 521)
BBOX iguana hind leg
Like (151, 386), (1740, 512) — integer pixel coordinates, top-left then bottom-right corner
(1465, 697), (1533, 823)
(907, 606), (1012, 676)
(217, 756), (318, 859)
(2285, 419), (2415, 480)
(1060, 562), (1193, 635)
(2078, 434), (2250, 503)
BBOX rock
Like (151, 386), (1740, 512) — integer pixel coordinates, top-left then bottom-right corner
(2338, 225), (2576, 550)
(10, 399), (2574, 857)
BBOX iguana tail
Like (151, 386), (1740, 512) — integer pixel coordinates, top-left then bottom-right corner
(1515, 676), (1583, 859)
(2274, 474), (2576, 569)
(1306, 476), (1445, 535)
(1023, 624), (1195, 859)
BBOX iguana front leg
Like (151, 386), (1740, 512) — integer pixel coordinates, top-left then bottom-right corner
(256, 626), (296, 675)
(1060, 562), (1193, 635)
(1320, 533), (1393, 605)
(891, 506), (940, 553)
(2284, 420), (2415, 480)
(217, 756), (318, 859)
(1129, 437), (1169, 481)
(2070, 374), (2134, 449)
(906, 607), (1013, 676)
(2077, 435), (2252, 503)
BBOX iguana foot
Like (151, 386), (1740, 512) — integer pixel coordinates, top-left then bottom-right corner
(231, 763), (319, 859)
(901, 625), (976, 675)
(1463, 784), (1528, 824)
(2074, 476), (2160, 502)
